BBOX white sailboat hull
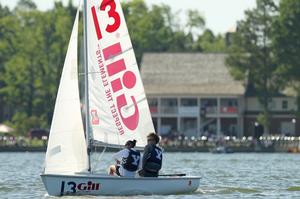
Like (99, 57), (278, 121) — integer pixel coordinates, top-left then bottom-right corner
(41, 173), (200, 196)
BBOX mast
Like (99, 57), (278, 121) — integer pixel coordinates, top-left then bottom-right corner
(83, 0), (92, 172)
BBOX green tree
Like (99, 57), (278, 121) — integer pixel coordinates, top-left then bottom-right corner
(1, 9), (51, 134)
(0, 4), (10, 18)
(273, 0), (300, 113)
(194, 29), (227, 52)
(0, 4), (12, 122)
(226, 0), (279, 135)
(123, 0), (210, 62)
(0, 0), (76, 134)
(186, 9), (205, 37)
(15, 0), (37, 12)
(123, 0), (175, 63)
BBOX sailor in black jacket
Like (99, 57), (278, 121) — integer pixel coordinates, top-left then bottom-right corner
(139, 133), (163, 177)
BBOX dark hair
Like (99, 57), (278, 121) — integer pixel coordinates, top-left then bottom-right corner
(147, 132), (160, 144)
(131, 139), (137, 147)
(125, 139), (137, 148)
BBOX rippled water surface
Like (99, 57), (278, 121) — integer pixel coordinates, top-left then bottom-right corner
(1, 152), (300, 199)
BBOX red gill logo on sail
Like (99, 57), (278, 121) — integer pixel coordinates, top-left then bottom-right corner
(91, 0), (139, 131)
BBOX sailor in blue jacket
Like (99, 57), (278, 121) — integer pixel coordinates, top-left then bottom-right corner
(139, 133), (163, 177)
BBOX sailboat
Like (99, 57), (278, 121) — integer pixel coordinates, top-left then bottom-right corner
(41, 0), (200, 196)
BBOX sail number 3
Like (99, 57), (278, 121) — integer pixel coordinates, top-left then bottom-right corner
(91, 0), (121, 40)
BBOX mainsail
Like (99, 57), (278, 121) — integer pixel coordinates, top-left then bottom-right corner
(86, 0), (154, 148)
(44, 7), (88, 174)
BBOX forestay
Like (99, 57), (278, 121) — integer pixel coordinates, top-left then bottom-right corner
(86, 0), (154, 148)
(44, 7), (88, 174)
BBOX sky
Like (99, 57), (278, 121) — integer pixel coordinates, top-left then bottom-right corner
(0, 0), (256, 34)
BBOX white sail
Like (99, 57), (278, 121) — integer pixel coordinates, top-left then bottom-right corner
(86, 0), (154, 148)
(44, 7), (88, 174)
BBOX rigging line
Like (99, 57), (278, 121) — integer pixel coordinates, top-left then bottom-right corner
(117, 128), (122, 149)
(79, 61), (138, 76)
(125, 62), (139, 69)
(96, 146), (107, 169)
(83, 0), (92, 172)
(90, 145), (97, 173)
(92, 141), (144, 151)
(79, 61), (138, 77)
(91, 145), (106, 173)
(79, 71), (102, 75)
(124, 96), (147, 111)
(104, 46), (133, 61)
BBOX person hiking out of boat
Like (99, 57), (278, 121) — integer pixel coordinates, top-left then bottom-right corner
(109, 139), (141, 177)
(138, 133), (163, 177)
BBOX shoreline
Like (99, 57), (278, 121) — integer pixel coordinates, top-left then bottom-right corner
(0, 146), (297, 153)
(0, 146), (47, 152)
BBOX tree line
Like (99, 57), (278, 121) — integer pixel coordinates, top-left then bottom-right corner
(226, 0), (300, 134)
(0, 0), (225, 135)
(0, 0), (299, 136)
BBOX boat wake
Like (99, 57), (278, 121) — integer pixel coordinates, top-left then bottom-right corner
(199, 186), (261, 195)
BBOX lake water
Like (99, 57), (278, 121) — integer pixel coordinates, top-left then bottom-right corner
(1, 152), (300, 199)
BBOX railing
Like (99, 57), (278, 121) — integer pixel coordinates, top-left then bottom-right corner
(220, 106), (238, 113)
(149, 106), (158, 114)
(178, 107), (199, 116)
(203, 106), (218, 114)
(160, 106), (178, 114)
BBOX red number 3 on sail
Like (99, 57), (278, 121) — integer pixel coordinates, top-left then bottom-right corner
(100, 0), (121, 32)
(92, 0), (121, 40)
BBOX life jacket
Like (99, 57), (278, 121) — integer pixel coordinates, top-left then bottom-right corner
(122, 149), (141, 172)
(148, 145), (162, 166)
